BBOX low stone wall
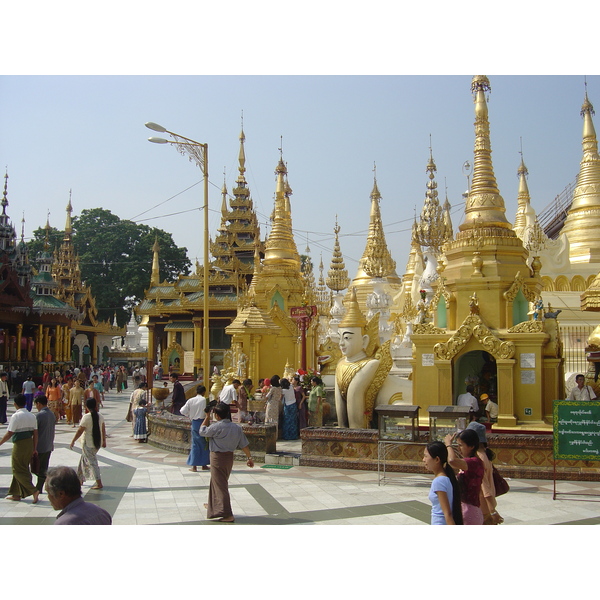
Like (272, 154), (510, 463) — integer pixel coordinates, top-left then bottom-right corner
(300, 427), (600, 481)
(147, 411), (277, 463)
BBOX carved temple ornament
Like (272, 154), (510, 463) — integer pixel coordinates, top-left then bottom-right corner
(429, 277), (452, 313)
(413, 322), (446, 335)
(507, 320), (545, 334)
(503, 271), (538, 304)
(433, 313), (515, 361)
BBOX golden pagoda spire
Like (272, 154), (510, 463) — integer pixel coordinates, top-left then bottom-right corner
(44, 211), (51, 250)
(461, 76), (512, 232)
(221, 169), (228, 217)
(1, 171), (8, 215)
(360, 170), (396, 279)
(561, 84), (600, 263)
(262, 153), (301, 270)
(442, 188), (453, 243)
(238, 121), (246, 179)
(513, 151), (530, 239)
(150, 236), (160, 286)
(326, 217), (350, 292)
(65, 190), (73, 233)
(402, 219), (424, 294)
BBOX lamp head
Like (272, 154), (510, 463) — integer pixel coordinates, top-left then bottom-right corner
(145, 122), (167, 133)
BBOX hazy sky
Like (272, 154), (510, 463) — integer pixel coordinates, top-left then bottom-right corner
(1, 74), (597, 278)
(1, 4), (598, 282)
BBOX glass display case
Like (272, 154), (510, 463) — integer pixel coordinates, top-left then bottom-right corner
(427, 406), (472, 441)
(375, 405), (420, 442)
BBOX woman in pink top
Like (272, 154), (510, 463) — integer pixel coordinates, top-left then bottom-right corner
(445, 428), (484, 525)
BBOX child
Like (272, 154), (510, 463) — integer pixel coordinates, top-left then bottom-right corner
(134, 399), (149, 443)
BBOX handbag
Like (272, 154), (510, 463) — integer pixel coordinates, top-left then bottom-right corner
(492, 465), (509, 496)
(126, 402), (133, 422)
(30, 451), (40, 475)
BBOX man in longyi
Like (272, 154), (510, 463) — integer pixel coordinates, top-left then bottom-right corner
(335, 287), (390, 429)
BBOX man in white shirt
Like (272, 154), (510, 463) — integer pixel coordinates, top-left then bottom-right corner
(219, 380), (241, 405)
(180, 385), (210, 472)
(568, 374), (597, 401)
(0, 394), (40, 502)
(456, 385), (479, 413)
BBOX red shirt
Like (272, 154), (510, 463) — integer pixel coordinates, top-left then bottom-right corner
(458, 455), (484, 507)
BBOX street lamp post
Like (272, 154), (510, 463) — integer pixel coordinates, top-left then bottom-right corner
(145, 122), (210, 385)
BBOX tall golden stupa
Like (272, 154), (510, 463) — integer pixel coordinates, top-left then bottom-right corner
(226, 153), (316, 383)
(410, 76), (564, 428)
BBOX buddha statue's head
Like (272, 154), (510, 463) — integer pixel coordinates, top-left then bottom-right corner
(338, 288), (369, 361)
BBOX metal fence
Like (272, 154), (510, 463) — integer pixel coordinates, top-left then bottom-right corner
(561, 324), (594, 374)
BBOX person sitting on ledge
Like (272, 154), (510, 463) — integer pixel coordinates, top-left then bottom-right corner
(45, 466), (112, 525)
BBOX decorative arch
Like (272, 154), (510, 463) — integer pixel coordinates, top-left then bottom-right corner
(162, 340), (185, 372)
(571, 275), (586, 292)
(587, 274), (597, 288)
(270, 290), (285, 311)
(541, 276), (554, 291)
(555, 275), (570, 292)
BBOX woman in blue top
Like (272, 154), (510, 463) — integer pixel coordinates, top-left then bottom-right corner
(423, 441), (463, 525)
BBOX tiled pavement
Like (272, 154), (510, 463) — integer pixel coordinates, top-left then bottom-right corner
(2, 382), (600, 526)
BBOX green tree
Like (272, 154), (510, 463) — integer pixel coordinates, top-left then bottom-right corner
(28, 208), (191, 325)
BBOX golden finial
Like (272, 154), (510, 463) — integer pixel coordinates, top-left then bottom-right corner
(339, 287), (367, 329)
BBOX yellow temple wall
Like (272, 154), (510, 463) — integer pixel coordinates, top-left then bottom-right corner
(506, 336), (547, 425)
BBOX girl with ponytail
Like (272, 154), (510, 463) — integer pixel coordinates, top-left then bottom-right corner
(70, 397), (106, 490)
(423, 441), (463, 525)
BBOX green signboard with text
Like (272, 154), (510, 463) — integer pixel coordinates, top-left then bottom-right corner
(553, 401), (600, 461)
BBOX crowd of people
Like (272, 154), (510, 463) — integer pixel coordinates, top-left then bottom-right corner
(206, 373), (326, 440)
(0, 362), (515, 526)
(0, 362), (150, 524)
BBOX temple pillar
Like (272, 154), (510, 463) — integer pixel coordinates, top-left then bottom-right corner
(542, 357), (564, 423)
(193, 319), (202, 376)
(56, 326), (63, 362)
(36, 325), (43, 362)
(91, 334), (98, 365)
(251, 335), (261, 386)
(3, 332), (9, 361)
(65, 329), (72, 363)
(43, 327), (50, 360)
(436, 359), (453, 406)
(16, 324), (23, 361)
(496, 358), (517, 427)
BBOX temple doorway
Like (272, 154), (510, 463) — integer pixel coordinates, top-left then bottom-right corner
(453, 350), (497, 408)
